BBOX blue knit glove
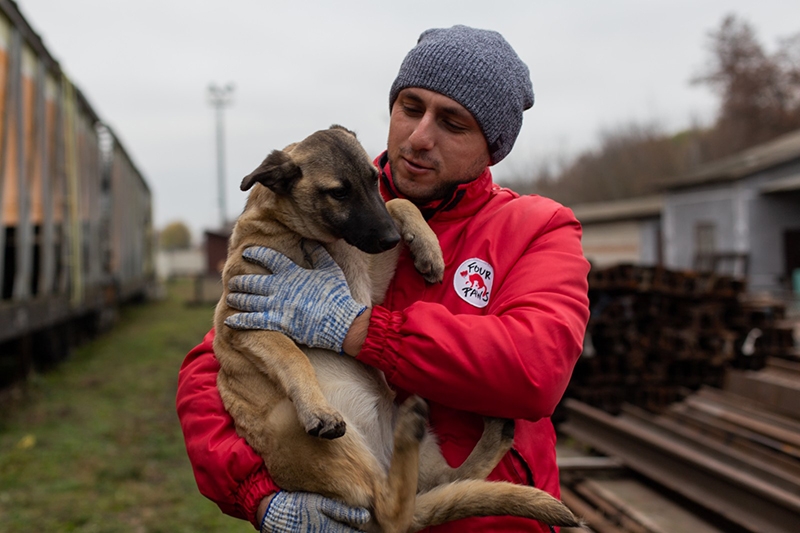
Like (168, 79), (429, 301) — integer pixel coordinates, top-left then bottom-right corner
(225, 245), (367, 353)
(261, 491), (371, 533)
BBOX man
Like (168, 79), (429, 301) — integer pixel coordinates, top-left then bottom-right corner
(177, 25), (590, 533)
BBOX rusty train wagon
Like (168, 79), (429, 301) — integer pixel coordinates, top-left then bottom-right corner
(0, 1), (154, 385)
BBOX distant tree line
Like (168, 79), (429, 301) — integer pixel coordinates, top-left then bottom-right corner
(159, 221), (193, 250)
(516, 14), (800, 205)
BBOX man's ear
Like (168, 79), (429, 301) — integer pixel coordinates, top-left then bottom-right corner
(240, 149), (303, 195)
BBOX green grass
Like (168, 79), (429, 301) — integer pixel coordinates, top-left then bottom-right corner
(0, 280), (253, 533)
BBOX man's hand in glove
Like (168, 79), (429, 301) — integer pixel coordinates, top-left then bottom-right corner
(260, 491), (371, 533)
(225, 245), (367, 354)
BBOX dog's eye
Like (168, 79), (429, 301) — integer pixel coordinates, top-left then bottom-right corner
(327, 186), (349, 200)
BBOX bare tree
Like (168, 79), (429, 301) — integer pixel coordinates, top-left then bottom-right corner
(516, 14), (800, 206)
(693, 14), (800, 158)
(525, 122), (697, 205)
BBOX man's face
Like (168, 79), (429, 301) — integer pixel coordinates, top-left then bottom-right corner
(387, 88), (490, 204)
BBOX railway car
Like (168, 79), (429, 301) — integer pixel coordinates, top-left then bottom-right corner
(0, 0), (154, 385)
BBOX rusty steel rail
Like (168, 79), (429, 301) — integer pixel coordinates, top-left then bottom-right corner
(573, 479), (668, 533)
(560, 487), (625, 533)
(681, 395), (800, 452)
(665, 403), (800, 479)
(623, 403), (800, 491)
(725, 367), (800, 419)
(561, 399), (800, 533)
(693, 384), (800, 432)
(765, 357), (800, 375)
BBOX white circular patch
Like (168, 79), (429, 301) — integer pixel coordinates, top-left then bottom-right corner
(453, 258), (494, 308)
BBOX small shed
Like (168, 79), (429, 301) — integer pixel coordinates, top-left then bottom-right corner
(204, 229), (231, 278)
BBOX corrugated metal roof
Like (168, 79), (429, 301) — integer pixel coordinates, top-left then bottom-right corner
(569, 194), (663, 224)
(661, 128), (800, 190)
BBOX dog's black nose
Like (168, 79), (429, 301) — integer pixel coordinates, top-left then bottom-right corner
(379, 235), (401, 251)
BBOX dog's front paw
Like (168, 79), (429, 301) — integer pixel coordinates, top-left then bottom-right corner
(299, 407), (347, 439)
(405, 233), (445, 284)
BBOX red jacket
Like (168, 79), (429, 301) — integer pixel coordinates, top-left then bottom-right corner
(176, 153), (590, 531)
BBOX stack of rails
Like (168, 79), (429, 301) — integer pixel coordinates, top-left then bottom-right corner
(566, 263), (796, 414)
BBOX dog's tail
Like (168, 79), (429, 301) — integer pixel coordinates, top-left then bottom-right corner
(409, 479), (584, 531)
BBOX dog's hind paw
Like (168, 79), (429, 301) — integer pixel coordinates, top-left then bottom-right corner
(501, 418), (515, 441)
(396, 395), (429, 443)
(301, 410), (347, 439)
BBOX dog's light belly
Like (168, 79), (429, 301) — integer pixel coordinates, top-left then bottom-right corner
(304, 348), (396, 471)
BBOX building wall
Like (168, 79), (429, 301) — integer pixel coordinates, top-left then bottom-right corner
(663, 185), (748, 270)
(639, 218), (662, 266)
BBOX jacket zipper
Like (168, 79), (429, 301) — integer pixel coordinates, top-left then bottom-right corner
(510, 448), (557, 533)
(510, 447), (534, 486)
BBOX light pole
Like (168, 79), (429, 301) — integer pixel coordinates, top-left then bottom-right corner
(207, 83), (235, 229)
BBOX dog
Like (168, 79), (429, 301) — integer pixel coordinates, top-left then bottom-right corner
(213, 125), (582, 532)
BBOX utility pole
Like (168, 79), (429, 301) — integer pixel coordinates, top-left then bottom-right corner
(207, 83), (235, 229)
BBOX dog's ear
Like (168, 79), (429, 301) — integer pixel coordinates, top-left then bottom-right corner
(240, 149), (302, 194)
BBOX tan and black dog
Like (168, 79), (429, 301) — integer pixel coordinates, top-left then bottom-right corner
(213, 125), (582, 532)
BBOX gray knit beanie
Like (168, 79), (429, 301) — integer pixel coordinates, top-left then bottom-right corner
(389, 25), (534, 165)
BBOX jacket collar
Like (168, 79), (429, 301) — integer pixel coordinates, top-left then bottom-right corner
(375, 151), (495, 221)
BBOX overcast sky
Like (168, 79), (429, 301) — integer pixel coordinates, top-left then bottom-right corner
(14, 0), (800, 241)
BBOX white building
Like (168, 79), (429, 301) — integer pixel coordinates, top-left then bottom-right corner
(571, 195), (663, 269)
